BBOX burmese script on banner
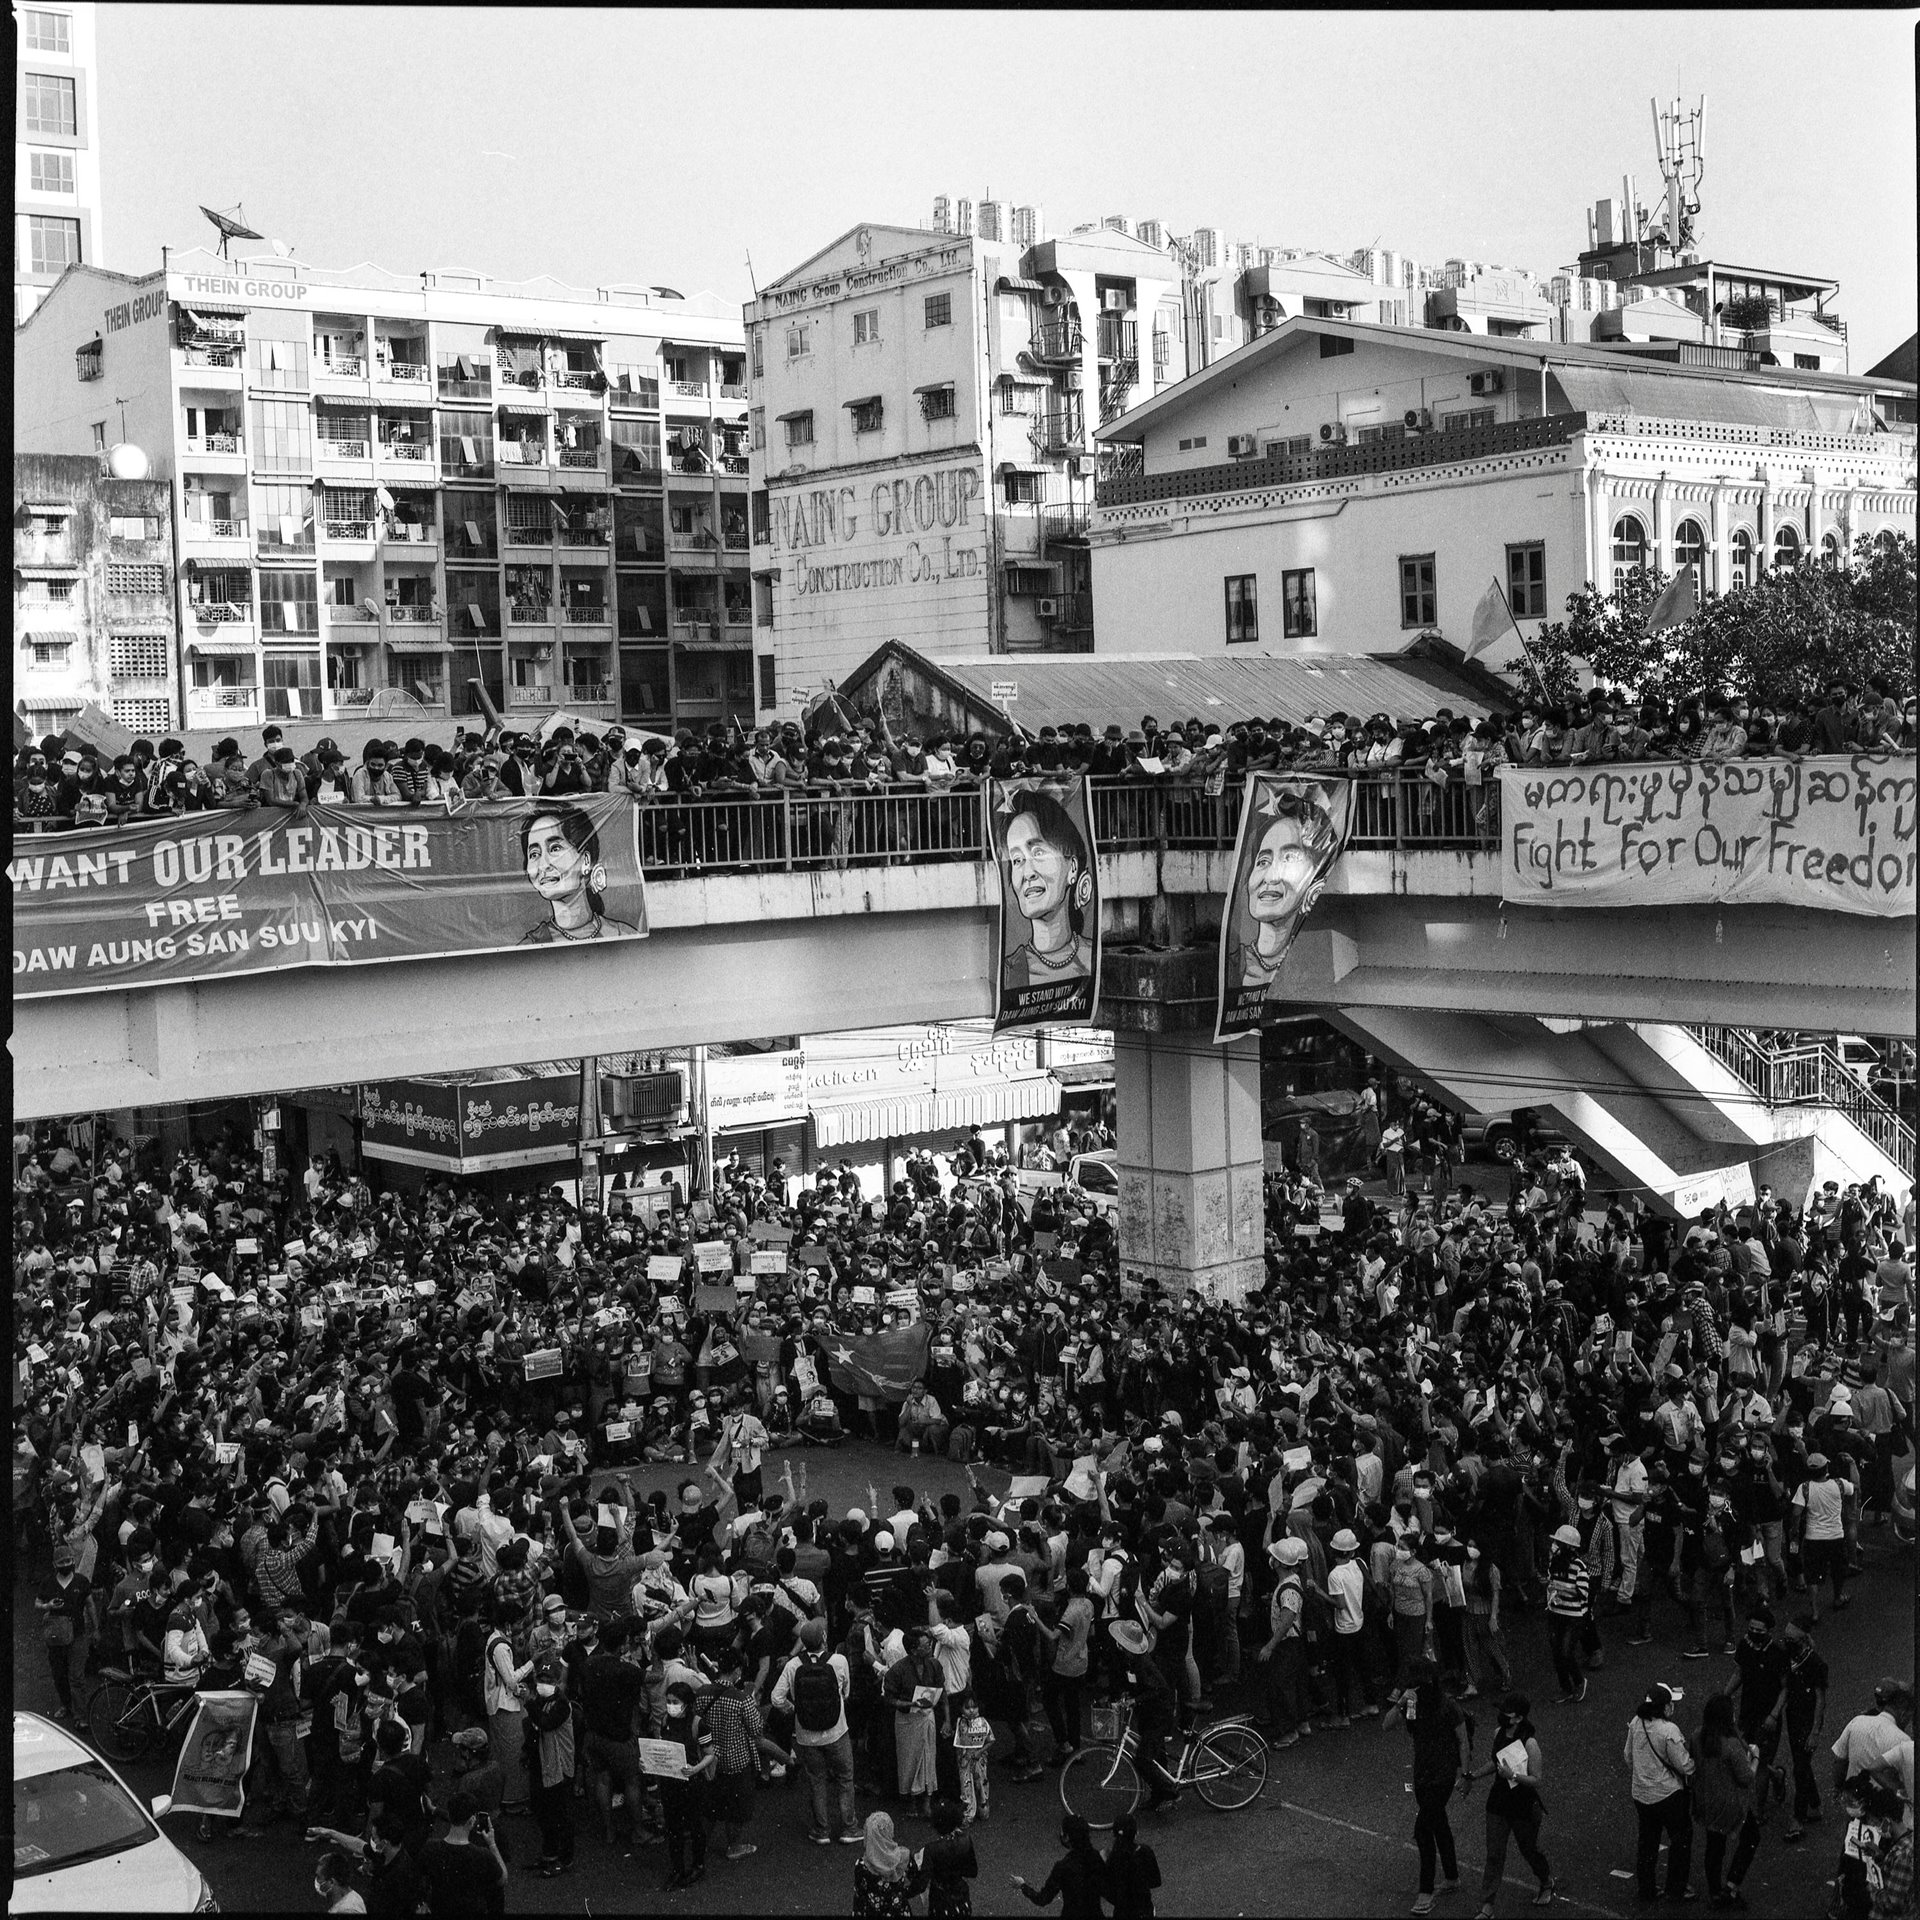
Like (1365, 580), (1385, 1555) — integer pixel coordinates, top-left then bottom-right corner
(12, 797), (647, 999)
(1499, 755), (1915, 915)
(1215, 774), (1355, 1044)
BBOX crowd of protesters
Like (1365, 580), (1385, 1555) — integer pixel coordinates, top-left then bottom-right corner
(12, 1094), (1915, 1917)
(13, 668), (1915, 835)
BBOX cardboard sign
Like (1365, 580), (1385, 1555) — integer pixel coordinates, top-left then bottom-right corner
(796, 1245), (833, 1268)
(636, 1737), (691, 1780)
(404, 1499), (437, 1526)
(243, 1651), (279, 1689)
(1653, 1330), (1679, 1377)
(604, 1420), (632, 1443)
(282, 1240), (307, 1259)
(851, 1285), (877, 1306)
(1614, 1330), (1634, 1361)
(234, 1238), (259, 1257)
(885, 1287), (919, 1309)
(370, 1531), (400, 1573)
(414, 1280), (436, 1299)
(648, 1255), (685, 1284)
(749, 1222), (794, 1245)
(949, 1273), (974, 1293)
(127, 1421), (140, 1450)
(695, 1282), (738, 1315)
(694, 1241), (733, 1273)
(1282, 1445), (1313, 1474)
(524, 1347), (563, 1381)
(751, 1250), (789, 1276)
(1005, 1474), (1051, 1502)
(213, 1442), (241, 1466)
(81, 1442), (106, 1483)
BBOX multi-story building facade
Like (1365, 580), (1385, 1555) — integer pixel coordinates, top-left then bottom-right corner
(15, 0), (101, 326)
(1087, 317), (1916, 668)
(13, 250), (751, 735)
(743, 221), (1183, 701)
(13, 450), (176, 740)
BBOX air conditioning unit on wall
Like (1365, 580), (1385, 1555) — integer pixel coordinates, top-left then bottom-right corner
(1319, 422), (1346, 445)
(1044, 285), (1070, 306)
(1227, 434), (1259, 457)
(1037, 596), (1061, 618)
(1403, 408), (1432, 431)
(1470, 370), (1506, 396)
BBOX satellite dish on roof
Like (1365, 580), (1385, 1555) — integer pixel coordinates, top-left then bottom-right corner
(269, 239), (293, 259)
(106, 444), (150, 480)
(201, 203), (264, 258)
(649, 286), (684, 300)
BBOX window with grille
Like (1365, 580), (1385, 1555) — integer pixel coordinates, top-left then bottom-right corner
(23, 10), (72, 51)
(256, 483), (313, 550)
(107, 563), (167, 596)
(315, 406), (370, 446)
(749, 408), (766, 451)
(1003, 471), (1038, 505)
(28, 215), (81, 275)
(1006, 565), (1052, 597)
(1505, 542), (1546, 619)
(1224, 574), (1259, 644)
(1281, 567), (1317, 639)
(28, 640), (71, 668)
(751, 491), (770, 545)
(111, 635), (171, 678)
(850, 399), (883, 434)
(248, 331), (310, 392)
(506, 494), (553, 533)
(919, 385), (956, 422)
(1152, 331), (1170, 378)
(29, 151), (75, 194)
(190, 569), (250, 607)
(784, 412), (814, 447)
(925, 293), (952, 329)
(1610, 515), (1648, 587)
(114, 698), (174, 734)
(1399, 554), (1437, 628)
(23, 72), (76, 136)
(609, 365), (658, 407)
(1265, 436), (1311, 460)
(1772, 524), (1802, 568)
(1674, 519), (1707, 588)
(610, 416), (660, 477)
(758, 653), (776, 703)
(1730, 529), (1754, 590)
(853, 309), (880, 345)
(19, 577), (75, 603)
(1441, 408), (1495, 432)
(110, 516), (156, 542)
(750, 329), (764, 379)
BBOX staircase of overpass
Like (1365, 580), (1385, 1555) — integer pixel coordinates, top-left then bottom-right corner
(14, 776), (1915, 1224)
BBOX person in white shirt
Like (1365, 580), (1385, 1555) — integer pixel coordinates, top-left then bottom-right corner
(1792, 1453), (1853, 1617)
(1605, 1433), (1650, 1622)
(1326, 1528), (1374, 1724)
(1624, 1684), (1696, 1901)
(770, 1618), (859, 1844)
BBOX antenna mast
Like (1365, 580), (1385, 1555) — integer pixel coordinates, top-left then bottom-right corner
(1648, 95), (1706, 263)
(200, 203), (264, 260)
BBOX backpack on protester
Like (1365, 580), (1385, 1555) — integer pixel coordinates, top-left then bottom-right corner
(792, 1650), (842, 1733)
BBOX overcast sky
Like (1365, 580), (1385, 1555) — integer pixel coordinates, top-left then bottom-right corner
(96, 8), (1917, 366)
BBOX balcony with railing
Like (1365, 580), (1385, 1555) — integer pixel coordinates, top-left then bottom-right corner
(188, 598), (253, 627)
(552, 365), (605, 393)
(381, 516), (438, 553)
(325, 600), (379, 627)
(184, 430), (244, 457)
(718, 382), (748, 401)
(557, 521), (610, 549)
(1096, 314), (1138, 367)
(505, 517), (554, 551)
(1097, 411), (1587, 508)
(322, 518), (375, 543)
(315, 433), (372, 463)
(506, 680), (559, 711)
(314, 353), (366, 381)
(384, 602), (442, 627)
(1034, 396), (1087, 455)
(671, 378), (708, 399)
(1039, 501), (1091, 549)
(558, 442), (605, 471)
(1028, 316), (1084, 362)
(498, 439), (550, 470)
(183, 516), (248, 544)
(436, 367), (493, 402)
(186, 684), (262, 719)
(377, 352), (431, 387)
(379, 433), (434, 464)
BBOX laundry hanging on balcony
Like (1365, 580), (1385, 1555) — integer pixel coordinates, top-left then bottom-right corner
(180, 307), (246, 346)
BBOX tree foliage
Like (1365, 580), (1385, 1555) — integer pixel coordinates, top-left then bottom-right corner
(1522, 532), (1916, 709)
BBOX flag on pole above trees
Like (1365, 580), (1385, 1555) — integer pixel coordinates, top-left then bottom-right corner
(1642, 566), (1700, 633)
(1467, 577), (1525, 661)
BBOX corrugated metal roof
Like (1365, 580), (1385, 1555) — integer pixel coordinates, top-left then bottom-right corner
(917, 652), (1494, 735)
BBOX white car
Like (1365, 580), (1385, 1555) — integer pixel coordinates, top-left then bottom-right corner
(11, 1710), (216, 1912)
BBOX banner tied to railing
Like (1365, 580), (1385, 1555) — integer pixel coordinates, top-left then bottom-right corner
(990, 777), (1102, 1031)
(1216, 774), (1355, 1044)
(11, 797), (647, 999)
(1499, 755), (1915, 916)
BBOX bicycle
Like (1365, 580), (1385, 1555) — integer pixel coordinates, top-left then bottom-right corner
(86, 1666), (210, 1762)
(1059, 1696), (1269, 1830)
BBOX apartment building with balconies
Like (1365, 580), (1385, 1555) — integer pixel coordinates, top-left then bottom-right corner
(14, 451), (176, 741)
(744, 220), (1182, 704)
(13, 249), (748, 736)
(15, 1), (101, 327)
(1088, 317), (1915, 667)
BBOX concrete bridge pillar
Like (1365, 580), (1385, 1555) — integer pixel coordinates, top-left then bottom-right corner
(1113, 1028), (1266, 1304)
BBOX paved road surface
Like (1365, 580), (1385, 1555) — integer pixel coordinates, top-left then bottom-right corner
(15, 1442), (1910, 1916)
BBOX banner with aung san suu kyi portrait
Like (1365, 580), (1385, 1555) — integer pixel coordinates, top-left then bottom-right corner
(990, 776), (1102, 1032)
(1215, 773), (1354, 1045)
(11, 797), (646, 999)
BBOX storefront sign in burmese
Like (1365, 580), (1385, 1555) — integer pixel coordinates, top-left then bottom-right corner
(1500, 755), (1915, 914)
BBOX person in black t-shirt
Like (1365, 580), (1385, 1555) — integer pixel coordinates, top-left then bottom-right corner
(419, 1790), (507, 1915)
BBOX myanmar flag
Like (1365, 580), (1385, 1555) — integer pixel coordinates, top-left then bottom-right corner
(818, 1322), (932, 1403)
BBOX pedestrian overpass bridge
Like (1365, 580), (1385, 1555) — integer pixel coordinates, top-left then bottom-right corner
(15, 776), (1913, 1289)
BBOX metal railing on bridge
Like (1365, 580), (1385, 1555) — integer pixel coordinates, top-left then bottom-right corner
(1684, 1026), (1915, 1178)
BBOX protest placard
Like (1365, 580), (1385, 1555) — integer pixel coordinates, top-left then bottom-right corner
(694, 1241), (733, 1273)
(751, 1249), (789, 1276)
(524, 1348), (563, 1381)
(647, 1254), (685, 1284)
(636, 1737), (690, 1780)
(168, 1691), (258, 1819)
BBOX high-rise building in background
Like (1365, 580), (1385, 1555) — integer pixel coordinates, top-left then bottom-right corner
(13, 249), (749, 737)
(16, 0), (102, 326)
(975, 201), (1003, 243)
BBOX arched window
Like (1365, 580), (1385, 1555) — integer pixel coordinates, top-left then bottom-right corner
(1772, 523), (1802, 568)
(1611, 514), (1648, 590)
(1673, 518), (1707, 591)
(1820, 530), (1841, 563)
(1729, 527), (1755, 590)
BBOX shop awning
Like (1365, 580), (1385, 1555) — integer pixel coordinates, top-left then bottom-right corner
(810, 1073), (1060, 1148)
(187, 635), (258, 656)
(912, 381), (955, 396)
(773, 409), (810, 424)
(14, 564), (81, 580)
(384, 629), (448, 652)
(843, 395), (882, 410)
(996, 276), (1046, 294)
(20, 629), (76, 648)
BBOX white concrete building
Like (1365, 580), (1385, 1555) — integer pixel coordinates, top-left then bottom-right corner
(14, 250), (747, 735)
(1088, 317), (1916, 669)
(744, 221), (1184, 704)
(15, 0), (101, 326)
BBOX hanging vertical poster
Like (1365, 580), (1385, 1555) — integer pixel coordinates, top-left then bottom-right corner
(1214, 774), (1353, 1044)
(991, 776), (1101, 1031)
